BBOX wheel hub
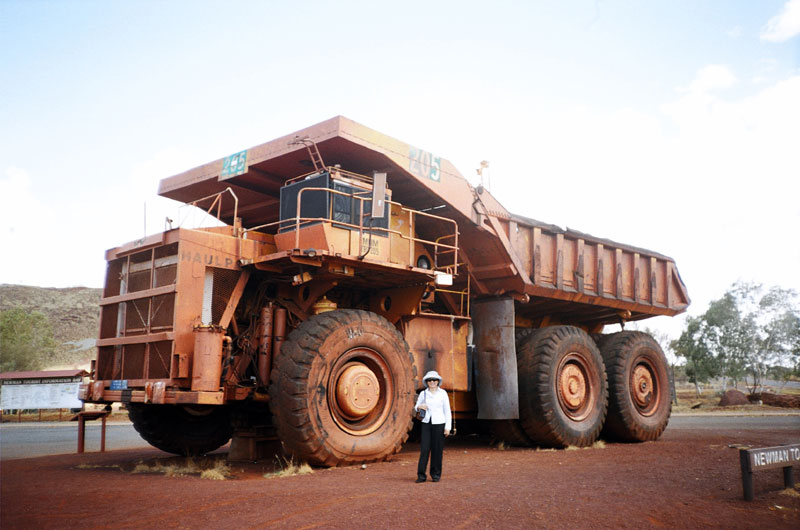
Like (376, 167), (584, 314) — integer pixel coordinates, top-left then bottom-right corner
(631, 364), (654, 409)
(335, 362), (380, 419)
(559, 363), (587, 410)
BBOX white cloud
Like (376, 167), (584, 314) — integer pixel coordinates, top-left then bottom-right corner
(0, 167), (97, 287)
(681, 65), (738, 94)
(491, 67), (800, 343)
(0, 148), (233, 288)
(658, 71), (800, 310)
(726, 26), (742, 38)
(0, 167), (35, 222)
(761, 0), (800, 42)
(660, 66), (742, 140)
(124, 147), (226, 235)
(0, 167), (46, 258)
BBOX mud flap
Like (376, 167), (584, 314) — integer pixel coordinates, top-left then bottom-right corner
(471, 297), (519, 419)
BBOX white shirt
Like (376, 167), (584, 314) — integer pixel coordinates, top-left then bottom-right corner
(415, 388), (452, 431)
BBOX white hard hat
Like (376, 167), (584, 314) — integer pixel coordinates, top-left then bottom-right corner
(422, 370), (442, 383)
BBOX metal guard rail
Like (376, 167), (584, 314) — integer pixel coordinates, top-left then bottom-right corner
(184, 187), (240, 234)
(245, 186), (459, 276)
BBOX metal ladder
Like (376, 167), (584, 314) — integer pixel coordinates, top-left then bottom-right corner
(290, 136), (326, 172)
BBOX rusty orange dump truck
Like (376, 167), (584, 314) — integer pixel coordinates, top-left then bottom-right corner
(80, 116), (689, 465)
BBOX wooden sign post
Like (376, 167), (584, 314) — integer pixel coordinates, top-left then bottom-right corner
(739, 443), (800, 501)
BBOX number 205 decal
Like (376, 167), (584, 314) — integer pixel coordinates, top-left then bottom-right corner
(408, 147), (441, 182)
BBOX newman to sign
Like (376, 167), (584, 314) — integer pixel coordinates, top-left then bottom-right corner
(749, 445), (800, 468)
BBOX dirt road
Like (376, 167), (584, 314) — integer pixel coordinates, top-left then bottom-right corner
(2, 417), (799, 529)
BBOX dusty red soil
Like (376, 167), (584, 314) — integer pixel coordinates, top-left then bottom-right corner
(2, 424), (799, 529)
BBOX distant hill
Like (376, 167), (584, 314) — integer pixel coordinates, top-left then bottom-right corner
(0, 284), (101, 370)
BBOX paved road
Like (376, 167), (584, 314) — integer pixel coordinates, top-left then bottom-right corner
(2, 414), (798, 460)
(763, 379), (800, 390)
(667, 414), (800, 432)
(0, 422), (149, 460)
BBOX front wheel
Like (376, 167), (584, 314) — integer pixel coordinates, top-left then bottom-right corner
(269, 310), (417, 466)
(127, 404), (233, 456)
(600, 331), (671, 442)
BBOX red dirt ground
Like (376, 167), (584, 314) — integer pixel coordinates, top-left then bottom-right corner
(2, 423), (799, 529)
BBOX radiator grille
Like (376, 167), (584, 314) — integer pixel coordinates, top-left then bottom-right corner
(122, 344), (145, 379)
(96, 242), (179, 382)
(211, 268), (241, 324)
(147, 341), (172, 379)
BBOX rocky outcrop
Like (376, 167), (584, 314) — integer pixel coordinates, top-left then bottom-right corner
(0, 284), (100, 369)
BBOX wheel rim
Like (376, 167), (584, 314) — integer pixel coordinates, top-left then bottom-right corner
(630, 358), (659, 416)
(556, 352), (595, 421)
(334, 362), (380, 419)
(328, 347), (393, 436)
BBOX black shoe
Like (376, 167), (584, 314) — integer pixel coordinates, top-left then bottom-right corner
(432, 477), (440, 482)
(415, 477), (426, 483)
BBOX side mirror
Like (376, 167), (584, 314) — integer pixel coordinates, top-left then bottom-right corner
(371, 172), (387, 219)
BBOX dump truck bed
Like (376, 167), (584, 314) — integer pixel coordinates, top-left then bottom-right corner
(159, 116), (688, 327)
(507, 213), (689, 326)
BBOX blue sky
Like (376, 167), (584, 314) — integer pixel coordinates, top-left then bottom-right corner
(2, 0), (799, 342)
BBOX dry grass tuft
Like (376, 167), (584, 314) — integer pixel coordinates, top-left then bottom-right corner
(495, 441), (507, 451)
(565, 445), (580, 451)
(589, 440), (606, 449)
(200, 461), (232, 481)
(76, 464), (120, 470)
(131, 457), (231, 480)
(779, 487), (800, 498)
(264, 456), (314, 479)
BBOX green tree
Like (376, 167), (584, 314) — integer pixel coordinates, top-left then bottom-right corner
(704, 291), (755, 389)
(671, 315), (719, 395)
(672, 282), (800, 395)
(732, 283), (800, 392)
(0, 308), (58, 372)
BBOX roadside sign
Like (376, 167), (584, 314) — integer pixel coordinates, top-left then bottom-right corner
(739, 443), (800, 501)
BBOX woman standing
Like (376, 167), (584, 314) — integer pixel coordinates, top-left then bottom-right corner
(414, 370), (452, 483)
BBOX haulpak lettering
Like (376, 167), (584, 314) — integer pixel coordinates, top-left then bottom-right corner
(181, 251), (235, 268)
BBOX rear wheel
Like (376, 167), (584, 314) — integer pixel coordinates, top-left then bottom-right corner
(491, 327), (541, 447)
(600, 331), (671, 442)
(269, 309), (417, 466)
(127, 403), (233, 456)
(518, 326), (608, 447)
(490, 419), (531, 446)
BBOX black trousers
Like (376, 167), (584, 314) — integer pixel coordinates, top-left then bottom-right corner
(417, 422), (445, 480)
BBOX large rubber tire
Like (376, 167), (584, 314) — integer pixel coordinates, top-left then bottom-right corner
(127, 403), (233, 456)
(600, 331), (671, 442)
(269, 309), (417, 466)
(515, 327), (538, 346)
(518, 326), (608, 447)
(593, 332), (616, 353)
(490, 419), (531, 446)
(490, 327), (541, 447)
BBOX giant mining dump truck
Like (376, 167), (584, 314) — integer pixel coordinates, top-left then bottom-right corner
(80, 116), (690, 466)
